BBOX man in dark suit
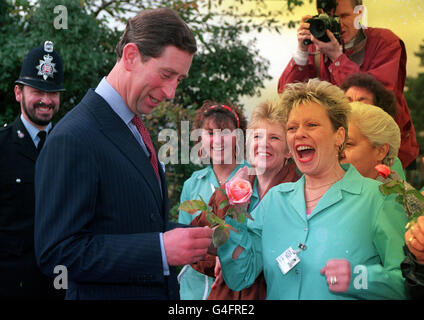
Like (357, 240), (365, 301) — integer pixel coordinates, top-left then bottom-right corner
(34, 8), (213, 300)
(0, 41), (65, 298)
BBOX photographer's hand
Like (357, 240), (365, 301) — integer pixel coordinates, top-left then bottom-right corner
(311, 29), (343, 61)
(297, 15), (313, 52)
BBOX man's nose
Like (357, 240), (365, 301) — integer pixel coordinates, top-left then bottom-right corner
(162, 81), (178, 100)
(39, 93), (54, 105)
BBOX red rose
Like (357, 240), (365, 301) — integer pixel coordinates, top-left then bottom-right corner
(225, 178), (253, 205)
(375, 164), (391, 179)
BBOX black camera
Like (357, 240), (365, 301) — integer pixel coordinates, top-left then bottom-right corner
(303, 13), (341, 45)
(303, 0), (341, 46)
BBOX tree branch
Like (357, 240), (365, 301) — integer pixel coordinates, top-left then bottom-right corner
(93, 0), (119, 18)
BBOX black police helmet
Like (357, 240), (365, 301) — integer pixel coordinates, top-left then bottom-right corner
(15, 41), (65, 92)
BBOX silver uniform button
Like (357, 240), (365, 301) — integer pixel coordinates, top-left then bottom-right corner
(16, 178), (22, 183)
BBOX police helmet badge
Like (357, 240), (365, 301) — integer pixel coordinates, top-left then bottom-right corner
(15, 40), (65, 92)
(36, 54), (57, 80)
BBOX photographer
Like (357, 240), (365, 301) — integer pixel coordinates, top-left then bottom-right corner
(278, 0), (418, 169)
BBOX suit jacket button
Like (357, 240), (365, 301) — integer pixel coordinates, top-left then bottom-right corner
(16, 178), (22, 183)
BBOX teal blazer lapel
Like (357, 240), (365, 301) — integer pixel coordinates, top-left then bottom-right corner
(308, 185), (343, 220)
(307, 165), (363, 220)
(282, 176), (308, 223)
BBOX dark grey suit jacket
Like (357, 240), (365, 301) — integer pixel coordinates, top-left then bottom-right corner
(34, 89), (180, 299)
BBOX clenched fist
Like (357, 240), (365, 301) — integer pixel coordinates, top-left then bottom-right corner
(321, 259), (351, 293)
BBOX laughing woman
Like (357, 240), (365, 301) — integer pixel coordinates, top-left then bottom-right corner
(218, 79), (408, 300)
(189, 99), (300, 300)
(339, 102), (403, 181)
(177, 100), (247, 300)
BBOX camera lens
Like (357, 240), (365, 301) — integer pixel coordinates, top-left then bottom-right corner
(309, 20), (327, 39)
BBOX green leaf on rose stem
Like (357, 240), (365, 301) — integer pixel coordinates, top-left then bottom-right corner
(379, 181), (405, 196)
(236, 212), (246, 223)
(198, 194), (209, 206)
(395, 194), (405, 205)
(178, 200), (208, 215)
(219, 200), (229, 210)
(408, 212), (421, 226)
(406, 189), (424, 202)
(206, 212), (225, 226)
(226, 206), (237, 219)
(385, 180), (403, 188)
(212, 226), (230, 247)
(238, 207), (254, 220)
(206, 213), (217, 226)
(244, 211), (254, 221)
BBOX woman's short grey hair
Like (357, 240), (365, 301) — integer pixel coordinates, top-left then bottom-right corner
(349, 102), (401, 167)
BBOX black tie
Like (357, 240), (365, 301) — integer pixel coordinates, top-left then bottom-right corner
(37, 131), (47, 154)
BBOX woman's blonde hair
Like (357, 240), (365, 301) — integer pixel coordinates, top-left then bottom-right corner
(349, 102), (401, 167)
(248, 99), (285, 132)
(280, 79), (351, 152)
(247, 99), (290, 164)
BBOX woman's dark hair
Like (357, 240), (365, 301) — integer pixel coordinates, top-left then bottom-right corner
(193, 100), (247, 135)
(340, 72), (398, 119)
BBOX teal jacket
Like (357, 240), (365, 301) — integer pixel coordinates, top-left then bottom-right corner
(218, 164), (408, 300)
(392, 157), (406, 181)
(178, 162), (258, 300)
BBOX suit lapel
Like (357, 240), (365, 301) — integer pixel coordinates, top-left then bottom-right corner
(158, 163), (169, 221)
(84, 90), (164, 210)
(12, 117), (37, 162)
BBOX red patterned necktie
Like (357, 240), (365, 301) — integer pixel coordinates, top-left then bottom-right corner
(132, 115), (160, 181)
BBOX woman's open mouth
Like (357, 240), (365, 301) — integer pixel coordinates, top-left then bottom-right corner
(296, 145), (315, 163)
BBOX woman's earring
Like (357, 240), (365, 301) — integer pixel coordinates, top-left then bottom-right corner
(336, 144), (344, 158)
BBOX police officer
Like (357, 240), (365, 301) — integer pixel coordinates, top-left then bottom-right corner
(0, 41), (65, 298)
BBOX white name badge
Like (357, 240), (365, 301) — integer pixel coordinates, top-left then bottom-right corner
(276, 247), (300, 275)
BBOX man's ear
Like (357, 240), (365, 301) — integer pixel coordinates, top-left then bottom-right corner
(14, 85), (23, 103)
(121, 43), (142, 71)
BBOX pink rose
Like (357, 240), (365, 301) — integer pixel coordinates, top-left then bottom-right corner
(375, 164), (391, 179)
(225, 178), (253, 205)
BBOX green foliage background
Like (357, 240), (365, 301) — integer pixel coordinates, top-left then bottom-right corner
(3, 0), (423, 217)
(0, 0), (308, 221)
(405, 40), (424, 153)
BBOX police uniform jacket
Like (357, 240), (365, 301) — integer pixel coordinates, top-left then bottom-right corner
(0, 116), (50, 296)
